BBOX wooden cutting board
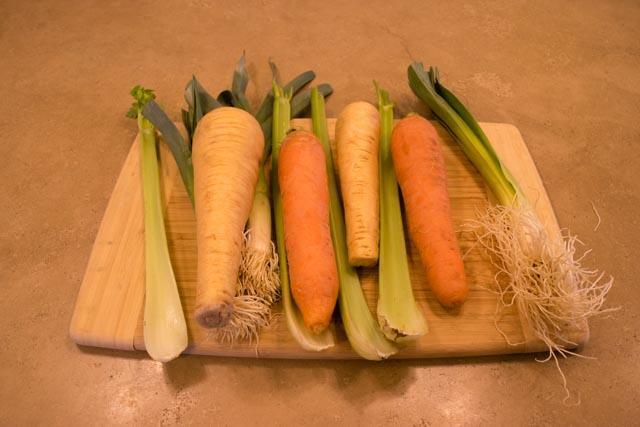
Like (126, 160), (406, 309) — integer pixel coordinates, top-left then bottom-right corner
(69, 119), (587, 359)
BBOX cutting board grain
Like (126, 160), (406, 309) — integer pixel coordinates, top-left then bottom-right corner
(69, 119), (588, 358)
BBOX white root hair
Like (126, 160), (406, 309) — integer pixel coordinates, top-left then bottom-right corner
(465, 203), (617, 404)
(212, 229), (280, 345)
(590, 201), (602, 232)
(213, 294), (271, 344)
(239, 229), (280, 304)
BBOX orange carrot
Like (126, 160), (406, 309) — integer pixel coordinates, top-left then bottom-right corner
(391, 114), (469, 308)
(278, 130), (339, 333)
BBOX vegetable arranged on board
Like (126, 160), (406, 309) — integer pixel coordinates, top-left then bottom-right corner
(408, 62), (614, 399)
(126, 86), (188, 362)
(335, 101), (380, 267)
(375, 85), (429, 341)
(279, 130), (340, 333)
(192, 107), (265, 329)
(391, 114), (469, 309)
(140, 54), (334, 342)
(311, 87), (398, 359)
(271, 83), (335, 350)
(122, 54), (614, 375)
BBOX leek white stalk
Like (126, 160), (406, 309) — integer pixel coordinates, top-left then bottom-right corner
(240, 166), (280, 304)
(128, 86), (188, 362)
(271, 83), (335, 351)
(375, 85), (428, 341)
(311, 87), (397, 360)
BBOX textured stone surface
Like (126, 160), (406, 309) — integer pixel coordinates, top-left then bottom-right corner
(1, 0), (638, 424)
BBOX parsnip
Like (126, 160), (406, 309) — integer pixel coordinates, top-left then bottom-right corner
(192, 107), (265, 328)
(335, 101), (380, 266)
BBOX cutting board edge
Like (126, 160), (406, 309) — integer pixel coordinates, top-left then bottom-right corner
(125, 337), (577, 359)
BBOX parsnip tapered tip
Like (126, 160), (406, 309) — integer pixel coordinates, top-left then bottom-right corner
(348, 255), (378, 267)
(195, 303), (234, 328)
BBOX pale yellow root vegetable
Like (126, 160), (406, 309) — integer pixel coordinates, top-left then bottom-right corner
(192, 107), (265, 329)
(335, 101), (380, 266)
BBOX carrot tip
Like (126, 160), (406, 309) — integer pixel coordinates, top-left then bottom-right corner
(436, 291), (468, 311)
(195, 303), (234, 328)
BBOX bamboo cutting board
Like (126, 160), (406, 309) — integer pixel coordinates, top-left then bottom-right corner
(69, 119), (587, 359)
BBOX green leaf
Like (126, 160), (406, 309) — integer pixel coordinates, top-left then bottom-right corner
(268, 59), (281, 85)
(183, 76), (220, 146)
(407, 62), (517, 205)
(181, 108), (192, 138)
(255, 68), (316, 123)
(126, 85), (155, 118)
(142, 100), (195, 205)
(259, 83), (333, 159)
(291, 83), (333, 117)
(232, 51), (249, 94)
(231, 52), (252, 112)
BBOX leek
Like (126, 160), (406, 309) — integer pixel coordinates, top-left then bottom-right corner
(311, 87), (397, 360)
(375, 84), (428, 341)
(142, 100), (195, 205)
(255, 68), (316, 123)
(183, 76), (220, 145)
(127, 86), (188, 362)
(141, 74), (219, 206)
(407, 64), (517, 205)
(260, 83), (333, 154)
(271, 83), (335, 351)
(408, 63), (615, 401)
(230, 52), (252, 112)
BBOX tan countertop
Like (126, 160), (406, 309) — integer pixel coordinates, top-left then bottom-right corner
(2, 0), (639, 424)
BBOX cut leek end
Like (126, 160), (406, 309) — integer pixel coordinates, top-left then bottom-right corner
(281, 271), (334, 352)
(341, 303), (398, 360)
(344, 336), (396, 360)
(377, 304), (429, 343)
(344, 331), (397, 360)
(278, 265), (335, 352)
(143, 316), (188, 363)
(143, 274), (188, 363)
(284, 301), (335, 352)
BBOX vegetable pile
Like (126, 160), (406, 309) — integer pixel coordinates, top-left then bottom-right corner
(126, 56), (614, 397)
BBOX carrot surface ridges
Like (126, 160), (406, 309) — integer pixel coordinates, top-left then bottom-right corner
(391, 114), (469, 308)
(278, 130), (339, 333)
(335, 101), (380, 266)
(192, 107), (265, 328)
